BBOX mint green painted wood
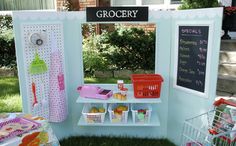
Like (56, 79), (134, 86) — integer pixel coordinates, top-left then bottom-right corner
(12, 8), (223, 144)
(76, 84), (162, 103)
(168, 8), (223, 145)
(76, 95), (162, 104)
(78, 113), (160, 126)
(12, 11), (170, 140)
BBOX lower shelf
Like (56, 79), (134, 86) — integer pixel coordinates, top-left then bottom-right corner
(77, 113), (160, 127)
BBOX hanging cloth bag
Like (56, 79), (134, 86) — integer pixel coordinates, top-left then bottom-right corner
(49, 35), (67, 122)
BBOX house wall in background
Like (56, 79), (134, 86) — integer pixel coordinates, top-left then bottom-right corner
(0, 0), (56, 10)
(121, 23), (156, 33)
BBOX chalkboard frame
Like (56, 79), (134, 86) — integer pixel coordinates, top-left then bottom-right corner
(173, 21), (214, 97)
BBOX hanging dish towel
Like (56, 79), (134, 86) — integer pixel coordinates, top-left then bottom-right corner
(49, 35), (67, 122)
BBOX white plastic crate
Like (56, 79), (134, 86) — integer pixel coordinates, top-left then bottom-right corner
(82, 103), (107, 124)
(131, 103), (152, 124)
(108, 103), (129, 123)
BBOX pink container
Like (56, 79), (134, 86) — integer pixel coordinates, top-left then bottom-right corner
(77, 85), (113, 100)
(0, 117), (41, 142)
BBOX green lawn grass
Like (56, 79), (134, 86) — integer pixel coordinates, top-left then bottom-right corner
(59, 136), (176, 146)
(0, 77), (22, 113)
(0, 77), (130, 113)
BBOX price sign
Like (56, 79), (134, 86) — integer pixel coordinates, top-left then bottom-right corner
(176, 26), (209, 93)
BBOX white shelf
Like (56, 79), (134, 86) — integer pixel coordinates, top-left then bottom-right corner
(76, 91), (162, 103)
(77, 113), (160, 127)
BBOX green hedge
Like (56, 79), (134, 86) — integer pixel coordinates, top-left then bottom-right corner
(0, 15), (16, 68)
(83, 26), (155, 77)
(102, 26), (155, 71)
(179, 0), (219, 9)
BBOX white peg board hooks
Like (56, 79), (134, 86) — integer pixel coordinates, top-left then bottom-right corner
(21, 23), (65, 120)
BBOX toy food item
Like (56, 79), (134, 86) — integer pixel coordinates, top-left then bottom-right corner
(20, 131), (49, 146)
(117, 80), (124, 90)
(38, 132), (49, 144)
(113, 93), (127, 101)
(138, 109), (147, 114)
(89, 107), (105, 113)
(116, 105), (128, 111)
(20, 132), (40, 146)
(109, 104), (129, 123)
(137, 109), (147, 120)
(114, 105), (128, 115)
(29, 137), (40, 146)
(120, 88), (128, 96)
(98, 107), (105, 113)
(89, 107), (98, 113)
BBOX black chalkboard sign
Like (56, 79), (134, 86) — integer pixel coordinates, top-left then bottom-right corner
(177, 26), (209, 93)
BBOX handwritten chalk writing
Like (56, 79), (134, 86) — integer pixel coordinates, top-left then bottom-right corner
(197, 69), (205, 76)
(198, 54), (206, 60)
(181, 28), (202, 35)
(180, 54), (190, 58)
(179, 67), (188, 73)
(200, 40), (207, 45)
(178, 76), (192, 83)
(179, 59), (187, 65)
(197, 61), (206, 66)
(180, 39), (198, 46)
(189, 69), (195, 75)
(179, 46), (190, 51)
(177, 26), (209, 93)
(199, 47), (207, 53)
(196, 80), (203, 86)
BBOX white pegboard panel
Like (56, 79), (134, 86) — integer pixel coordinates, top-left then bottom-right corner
(21, 23), (65, 120)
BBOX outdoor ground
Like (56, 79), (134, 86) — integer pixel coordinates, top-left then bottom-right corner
(0, 77), (22, 113)
(0, 77), (131, 113)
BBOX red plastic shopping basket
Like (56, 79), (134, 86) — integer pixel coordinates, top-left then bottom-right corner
(131, 74), (164, 98)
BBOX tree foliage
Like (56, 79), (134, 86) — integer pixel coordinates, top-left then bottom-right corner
(82, 26), (156, 77)
(102, 26), (155, 71)
(179, 0), (219, 9)
(0, 15), (16, 68)
(83, 34), (109, 76)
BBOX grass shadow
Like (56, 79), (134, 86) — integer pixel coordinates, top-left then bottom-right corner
(60, 136), (176, 146)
